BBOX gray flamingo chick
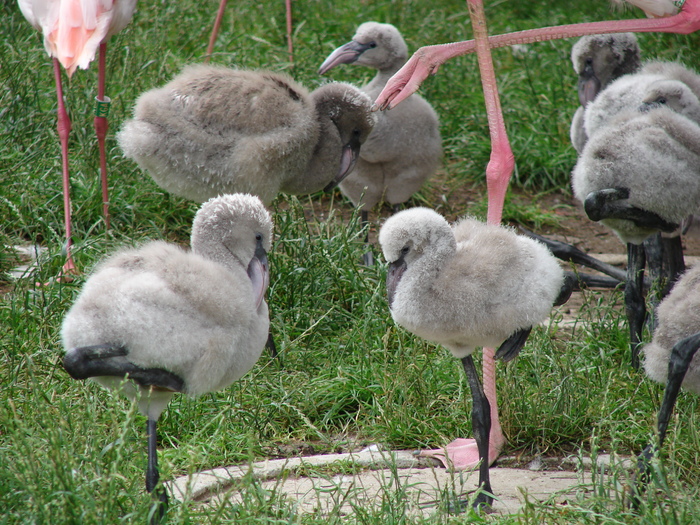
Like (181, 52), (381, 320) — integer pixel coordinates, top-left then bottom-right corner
(319, 22), (442, 264)
(319, 22), (442, 212)
(119, 65), (376, 205)
(573, 79), (700, 366)
(632, 264), (700, 503)
(61, 193), (273, 521)
(379, 207), (569, 508)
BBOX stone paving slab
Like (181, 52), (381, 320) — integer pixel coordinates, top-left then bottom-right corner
(168, 449), (630, 518)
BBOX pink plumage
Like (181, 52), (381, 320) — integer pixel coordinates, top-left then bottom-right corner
(18, 0), (137, 277)
(18, 0), (136, 76)
(612, 0), (681, 18)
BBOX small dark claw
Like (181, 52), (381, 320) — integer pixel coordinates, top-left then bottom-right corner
(495, 327), (532, 362)
(471, 489), (496, 512)
(628, 443), (656, 510)
(446, 493), (494, 514)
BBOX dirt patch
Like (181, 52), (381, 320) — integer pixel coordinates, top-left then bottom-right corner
(306, 166), (700, 262)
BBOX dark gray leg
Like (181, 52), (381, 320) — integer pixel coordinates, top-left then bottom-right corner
(643, 234), (663, 292)
(266, 330), (278, 360)
(643, 234), (664, 336)
(461, 355), (493, 509)
(147, 417), (167, 524)
(643, 235), (685, 336)
(361, 209), (374, 266)
(657, 332), (700, 447)
(626, 243), (646, 370)
(660, 236), (685, 299)
(519, 228), (627, 284)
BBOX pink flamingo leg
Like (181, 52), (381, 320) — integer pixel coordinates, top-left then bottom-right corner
(206, 0), (228, 61)
(285, 0), (293, 63)
(206, 0), (294, 63)
(53, 58), (76, 276)
(468, 0), (510, 469)
(420, 0), (511, 476)
(94, 42), (110, 229)
(468, 0), (515, 225)
(375, 0), (700, 109)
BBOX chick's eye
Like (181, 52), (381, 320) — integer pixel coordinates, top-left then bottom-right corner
(255, 233), (263, 241)
(657, 97), (667, 105)
(369, 42), (377, 48)
(401, 246), (410, 256)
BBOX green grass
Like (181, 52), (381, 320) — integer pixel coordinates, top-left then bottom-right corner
(2, 0), (700, 523)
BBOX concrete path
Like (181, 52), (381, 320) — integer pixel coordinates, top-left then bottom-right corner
(168, 448), (630, 518)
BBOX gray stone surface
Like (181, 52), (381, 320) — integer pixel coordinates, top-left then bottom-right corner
(167, 449), (629, 517)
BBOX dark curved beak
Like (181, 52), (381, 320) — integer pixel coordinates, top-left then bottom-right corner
(318, 40), (374, 75)
(386, 257), (407, 307)
(584, 187), (679, 232)
(323, 143), (359, 192)
(578, 62), (601, 106)
(247, 239), (270, 309)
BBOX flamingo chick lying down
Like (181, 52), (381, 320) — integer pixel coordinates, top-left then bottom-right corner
(61, 193), (273, 519)
(379, 207), (570, 508)
(118, 65), (376, 205)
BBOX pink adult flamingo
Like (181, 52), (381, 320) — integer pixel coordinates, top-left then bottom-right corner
(375, 0), (700, 505)
(18, 0), (137, 276)
(206, 0), (294, 63)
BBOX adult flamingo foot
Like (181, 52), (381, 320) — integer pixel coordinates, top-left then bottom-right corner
(418, 435), (505, 471)
(59, 258), (78, 279)
(36, 259), (79, 287)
